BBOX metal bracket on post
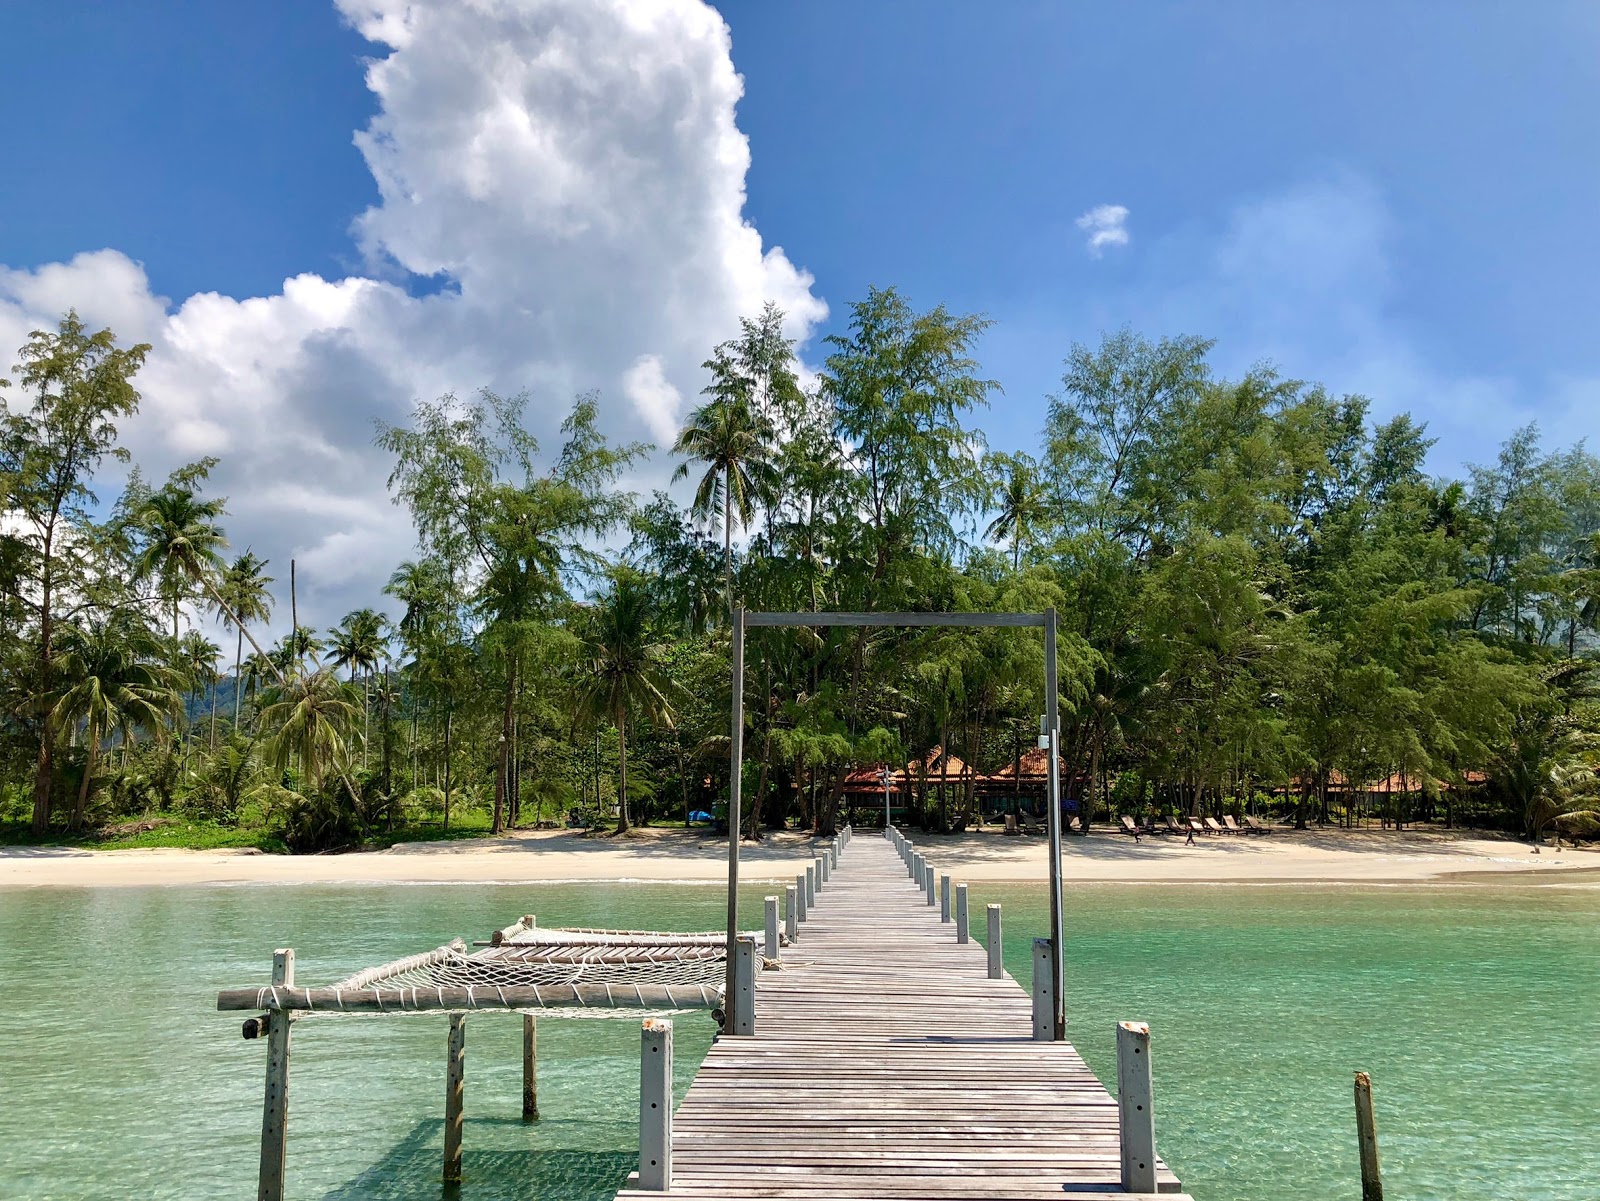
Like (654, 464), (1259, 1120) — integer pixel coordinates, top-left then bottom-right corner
(731, 936), (757, 1036)
(1116, 1021), (1156, 1193)
(1031, 938), (1054, 1041)
(638, 1018), (673, 1191)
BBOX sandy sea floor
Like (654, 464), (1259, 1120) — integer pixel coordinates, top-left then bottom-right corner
(2, 824), (1595, 888)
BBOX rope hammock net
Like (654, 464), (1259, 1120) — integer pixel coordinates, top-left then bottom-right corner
(216, 918), (780, 1019)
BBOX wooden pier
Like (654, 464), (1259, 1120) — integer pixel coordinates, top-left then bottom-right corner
(616, 831), (1189, 1201)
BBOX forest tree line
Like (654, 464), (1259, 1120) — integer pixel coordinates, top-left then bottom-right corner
(2, 293), (1597, 850)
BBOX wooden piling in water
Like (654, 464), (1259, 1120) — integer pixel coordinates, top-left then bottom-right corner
(1355, 1071), (1383, 1201)
(257, 949), (294, 1201)
(522, 1015), (539, 1121)
(443, 1013), (466, 1182)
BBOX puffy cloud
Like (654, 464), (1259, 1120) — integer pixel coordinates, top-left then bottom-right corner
(0, 0), (824, 632)
(1074, 204), (1130, 256)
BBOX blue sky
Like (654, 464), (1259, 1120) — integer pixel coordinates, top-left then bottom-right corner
(2, 0), (1597, 617)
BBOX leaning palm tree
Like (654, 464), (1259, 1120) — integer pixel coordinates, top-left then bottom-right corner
(984, 454), (1048, 573)
(214, 552), (274, 725)
(256, 669), (362, 792)
(48, 617), (184, 830)
(671, 392), (775, 613)
(575, 569), (676, 834)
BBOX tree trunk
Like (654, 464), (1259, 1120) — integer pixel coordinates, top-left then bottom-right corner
(493, 661), (514, 835)
(234, 627), (244, 725)
(442, 709), (453, 834)
(30, 542), (57, 835)
(71, 729), (99, 832)
(615, 712), (631, 834)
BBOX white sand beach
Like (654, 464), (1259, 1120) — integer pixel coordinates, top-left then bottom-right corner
(1, 825), (1594, 889)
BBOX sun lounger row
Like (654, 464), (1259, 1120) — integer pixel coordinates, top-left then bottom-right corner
(1118, 813), (1274, 837)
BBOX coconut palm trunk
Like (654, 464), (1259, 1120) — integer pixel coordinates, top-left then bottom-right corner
(615, 708), (631, 834)
(71, 725), (100, 832)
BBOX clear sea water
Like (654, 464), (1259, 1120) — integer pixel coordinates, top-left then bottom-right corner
(0, 877), (1595, 1200)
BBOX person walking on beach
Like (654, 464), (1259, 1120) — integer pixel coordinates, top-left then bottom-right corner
(1184, 821), (1196, 846)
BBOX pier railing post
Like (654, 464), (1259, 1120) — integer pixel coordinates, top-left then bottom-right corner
(940, 873), (951, 922)
(987, 905), (1003, 978)
(444, 1013), (466, 1183)
(638, 1018), (673, 1190)
(522, 1015), (539, 1121)
(258, 949), (294, 1201)
(819, 852), (829, 884)
(924, 863), (936, 905)
(785, 884), (799, 942)
(795, 873), (808, 922)
(1355, 1071), (1384, 1201)
(764, 895), (780, 962)
(1116, 1021), (1156, 1193)
(1031, 938), (1054, 1041)
(731, 935), (757, 1036)
(806, 864), (816, 907)
(955, 884), (969, 943)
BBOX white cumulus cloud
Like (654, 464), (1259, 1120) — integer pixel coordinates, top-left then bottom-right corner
(0, 0), (825, 633)
(1075, 204), (1130, 256)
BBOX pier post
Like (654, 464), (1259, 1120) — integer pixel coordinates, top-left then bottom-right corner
(1355, 1071), (1384, 1201)
(522, 1015), (539, 1121)
(924, 864), (936, 905)
(940, 873), (951, 922)
(765, 896), (780, 962)
(907, 847), (917, 878)
(731, 936), (757, 1036)
(819, 852), (829, 884)
(638, 1018), (673, 1190)
(257, 949), (294, 1201)
(987, 905), (1002, 978)
(1116, 1021), (1156, 1193)
(785, 884), (798, 942)
(795, 873), (807, 922)
(806, 864), (816, 907)
(1031, 938), (1053, 1041)
(444, 1013), (466, 1183)
(955, 884), (969, 943)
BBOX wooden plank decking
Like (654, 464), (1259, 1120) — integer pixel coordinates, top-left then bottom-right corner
(616, 834), (1190, 1201)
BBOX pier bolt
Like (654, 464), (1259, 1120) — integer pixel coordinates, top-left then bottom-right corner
(795, 873), (808, 922)
(732, 936), (757, 1036)
(444, 1013), (466, 1183)
(258, 949), (294, 1201)
(785, 884), (799, 943)
(1355, 1072), (1384, 1201)
(805, 864), (816, 908)
(522, 1015), (539, 1121)
(955, 884), (969, 943)
(1031, 938), (1054, 1041)
(987, 905), (1003, 978)
(924, 864), (936, 906)
(1116, 1021), (1156, 1194)
(638, 1018), (673, 1190)
(940, 874), (952, 922)
(764, 896), (780, 963)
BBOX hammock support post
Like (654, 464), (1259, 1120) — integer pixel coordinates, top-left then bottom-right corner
(731, 936), (757, 1036)
(258, 949), (293, 1201)
(638, 1018), (673, 1190)
(522, 1015), (539, 1121)
(443, 1014), (466, 1183)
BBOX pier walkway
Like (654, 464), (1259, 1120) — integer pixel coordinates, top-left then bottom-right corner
(616, 832), (1188, 1201)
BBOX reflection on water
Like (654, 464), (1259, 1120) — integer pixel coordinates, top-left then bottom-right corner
(0, 877), (1595, 1200)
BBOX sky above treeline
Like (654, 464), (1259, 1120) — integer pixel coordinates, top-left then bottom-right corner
(2, 0), (1597, 624)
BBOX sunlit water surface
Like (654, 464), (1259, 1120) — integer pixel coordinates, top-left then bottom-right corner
(1, 875), (1595, 1200)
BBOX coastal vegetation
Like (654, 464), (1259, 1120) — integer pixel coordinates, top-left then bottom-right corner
(3, 297), (1597, 850)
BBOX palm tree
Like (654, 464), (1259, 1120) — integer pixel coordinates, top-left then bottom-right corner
(214, 552), (274, 725)
(985, 454), (1048, 573)
(328, 609), (387, 767)
(133, 483), (228, 645)
(576, 568), (676, 833)
(256, 669), (362, 792)
(671, 393), (775, 613)
(272, 626), (324, 678)
(177, 630), (223, 751)
(241, 651), (276, 714)
(48, 617), (183, 830)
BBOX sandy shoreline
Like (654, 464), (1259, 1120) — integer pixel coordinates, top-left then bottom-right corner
(2, 825), (1595, 889)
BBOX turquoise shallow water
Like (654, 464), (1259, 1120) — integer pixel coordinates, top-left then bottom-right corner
(0, 877), (1596, 1200)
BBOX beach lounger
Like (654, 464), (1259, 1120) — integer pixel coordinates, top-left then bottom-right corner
(1244, 815), (1273, 835)
(1067, 815), (1082, 833)
(1004, 813), (1021, 836)
(1204, 817), (1229, 835)
(1119, 814), (1144, 840)
(1163, 815), (1185, 836)
(1222, 815), (1246, 834)
(1187, 817), (1208, 836)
